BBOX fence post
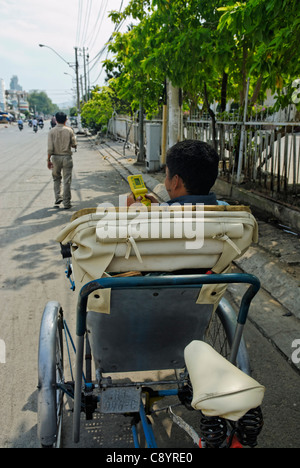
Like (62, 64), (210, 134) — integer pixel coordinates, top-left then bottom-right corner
(237, 78), (250, 184)
(137, 100), (145, 162)
(161, 104), (168, 166)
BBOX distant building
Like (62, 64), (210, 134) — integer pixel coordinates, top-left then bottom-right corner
(0, 75), (30, 115)
(10, 75), (22, 91)
(19, 100), (29, 112)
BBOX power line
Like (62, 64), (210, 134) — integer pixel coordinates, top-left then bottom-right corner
(85, 0), (107, 50)
(89, 15), (127, 84)
(75, 1), (128, 87)
(88, 3), (126, 66)
(79, 0), (93, 47)
(76, 0), (83, 46)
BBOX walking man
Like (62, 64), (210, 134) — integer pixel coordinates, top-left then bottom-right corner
(47, 112), (77, 209)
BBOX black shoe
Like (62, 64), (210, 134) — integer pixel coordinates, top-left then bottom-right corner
(63, 205), (72, 210)
(54, 198), (63, 207)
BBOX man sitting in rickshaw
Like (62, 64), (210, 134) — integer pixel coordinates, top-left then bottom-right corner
(126, 139), (228, 208)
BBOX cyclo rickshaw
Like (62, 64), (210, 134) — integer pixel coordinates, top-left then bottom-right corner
(37, 205), (265, 448)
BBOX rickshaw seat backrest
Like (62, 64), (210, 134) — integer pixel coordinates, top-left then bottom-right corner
(56, 205), (258, 315)
(86, 286), (214, 373)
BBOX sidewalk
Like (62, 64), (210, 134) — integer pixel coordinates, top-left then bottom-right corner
(88, 135), (300, 373)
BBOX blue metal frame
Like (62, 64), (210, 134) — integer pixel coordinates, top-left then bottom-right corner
(76, 273), (260, 336)
(139, 401), (157, 448)
(131, 389), (179, 448)
(72, 272), (260, 444)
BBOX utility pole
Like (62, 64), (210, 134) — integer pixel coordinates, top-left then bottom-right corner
(80, 75), (84, 103)
(87, 50), (91, 100)
(75, 47), (83, 132)
(83, 47), (88, 101)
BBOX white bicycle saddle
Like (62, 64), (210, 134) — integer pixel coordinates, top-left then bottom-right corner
(184, 340), (265, 421)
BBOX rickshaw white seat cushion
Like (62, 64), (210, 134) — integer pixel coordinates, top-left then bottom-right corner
(55, 206), (258, 312)
(184, 340), (265, 421)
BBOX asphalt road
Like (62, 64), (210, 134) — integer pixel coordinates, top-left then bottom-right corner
(0, 122), (299, 449)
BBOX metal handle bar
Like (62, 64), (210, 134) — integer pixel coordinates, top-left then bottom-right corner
(76, 273), (260, 336)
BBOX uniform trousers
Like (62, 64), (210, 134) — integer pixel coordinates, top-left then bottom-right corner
(52, 154), (73, 207)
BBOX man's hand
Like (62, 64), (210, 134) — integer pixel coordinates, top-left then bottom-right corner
(126, 192), (136, 206)
(127, 192), (159, 206)
(47, 160), (53, 170)
(142, 194), (159, 204)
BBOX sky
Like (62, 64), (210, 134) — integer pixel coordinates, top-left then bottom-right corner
(0, 0), (130, 106)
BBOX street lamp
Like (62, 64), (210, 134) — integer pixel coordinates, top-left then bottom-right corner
(39, 44), (73, 68)
(38, 43), (83, 132)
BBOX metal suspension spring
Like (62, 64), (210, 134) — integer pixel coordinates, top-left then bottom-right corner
(236, 406), (264, 447)
(199, 412), (227, 448)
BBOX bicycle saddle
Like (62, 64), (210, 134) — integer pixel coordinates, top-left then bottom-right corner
(184, 340), (265, 421)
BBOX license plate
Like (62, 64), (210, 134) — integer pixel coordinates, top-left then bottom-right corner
(100, 387), (141, 413)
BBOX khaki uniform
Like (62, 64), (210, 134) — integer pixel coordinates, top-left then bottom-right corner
(48, 124), (77, 208)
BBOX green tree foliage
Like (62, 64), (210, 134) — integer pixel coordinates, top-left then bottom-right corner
(81, 86), (115, 132)
(104, 20), (164, 116)
(27, 91), (58, 115)
(105, 0), (300, 114)
(217, 0), (300, 109)
(69, 106), (78, 117)
(107, 0), (249, 114)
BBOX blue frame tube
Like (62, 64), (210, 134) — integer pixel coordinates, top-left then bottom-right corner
(139, 401), (157, 448)
(157, 389), (178, 397)
(131, 424), (140, 448)
(73, 334), (84, 443)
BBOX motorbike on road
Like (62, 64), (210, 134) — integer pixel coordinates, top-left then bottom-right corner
(18, 121), (23, 131)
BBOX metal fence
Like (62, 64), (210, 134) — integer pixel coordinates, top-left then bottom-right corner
(185, 117), (300, 206)
(108, 112), (300, 206)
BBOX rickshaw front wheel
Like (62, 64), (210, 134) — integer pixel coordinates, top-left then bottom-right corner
(37, 301), (64, 448)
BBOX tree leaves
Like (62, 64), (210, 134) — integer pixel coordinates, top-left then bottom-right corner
(104, 0), (300, 113)
(27, 91), (58, 115)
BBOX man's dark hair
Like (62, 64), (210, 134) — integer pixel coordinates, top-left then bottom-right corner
(166, 140), (219, 195)
(55, 112), (67, 124)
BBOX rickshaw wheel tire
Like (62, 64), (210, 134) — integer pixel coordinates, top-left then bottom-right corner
(37, 302), (64, 448)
